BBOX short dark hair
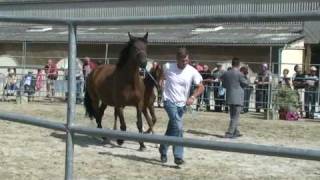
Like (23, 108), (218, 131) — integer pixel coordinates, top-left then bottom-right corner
(176, 47), (189, 59)
(232, 57), (240, 67)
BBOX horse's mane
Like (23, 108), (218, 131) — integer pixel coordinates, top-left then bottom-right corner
(116, 37), (146, 69)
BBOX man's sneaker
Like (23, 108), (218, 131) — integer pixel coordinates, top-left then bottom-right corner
(160, 155), (167, 163)
(174, 158), (185, 165)
(224, 132), (234, 138)
(233, 130), (242, 137)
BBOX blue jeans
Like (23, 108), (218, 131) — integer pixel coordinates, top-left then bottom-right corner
(159, 100), (185, 159)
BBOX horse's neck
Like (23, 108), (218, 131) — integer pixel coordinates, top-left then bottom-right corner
(144, 77), (156, 90)
(117, 65), (140, 84)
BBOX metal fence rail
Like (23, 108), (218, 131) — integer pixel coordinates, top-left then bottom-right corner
(1, 111), (320, 162)
(0, 11), (320, 25)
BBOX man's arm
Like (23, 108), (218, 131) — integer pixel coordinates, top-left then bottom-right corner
(240, 73), (249, 88)
(186, 83), (204, 106)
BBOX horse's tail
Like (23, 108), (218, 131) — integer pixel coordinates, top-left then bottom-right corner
(84, 88), (95, 120)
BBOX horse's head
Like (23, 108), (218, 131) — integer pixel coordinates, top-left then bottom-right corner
(128, 32), (148, 68)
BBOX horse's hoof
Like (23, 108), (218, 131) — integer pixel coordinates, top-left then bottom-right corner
(139, 146), (146, 151)
(101, 137), (111, 144)
(117, 139), (124, 146)
(143, 130), (151, 134)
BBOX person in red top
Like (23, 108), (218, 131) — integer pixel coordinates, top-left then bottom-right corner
(35, 68), (44, 92)
(82, 57), (96, 78)
(82, 57), (97, 91)
(44, 59), (58, 98)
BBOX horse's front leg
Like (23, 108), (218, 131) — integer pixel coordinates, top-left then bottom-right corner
(142, 107), (154, 134)
(149, 105), (157, 134)
(116, 107), (126, 146)
(137, 107), (146, 151)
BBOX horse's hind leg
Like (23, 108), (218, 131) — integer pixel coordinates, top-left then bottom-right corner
(116, 107), (126, 145)
(137, 108), (146, 151)
(96, 103), (110, 143)
(96, 104), (107, 128)
(113, 107), (118, 130)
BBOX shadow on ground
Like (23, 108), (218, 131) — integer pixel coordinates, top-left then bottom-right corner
(98, 151), (180, 169)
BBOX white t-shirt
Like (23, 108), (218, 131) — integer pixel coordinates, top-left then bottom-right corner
(163, 63), (203, 106)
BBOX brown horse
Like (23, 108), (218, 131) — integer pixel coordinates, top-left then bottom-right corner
(113, 62), (164, 134)
(84, 32), (148, 150)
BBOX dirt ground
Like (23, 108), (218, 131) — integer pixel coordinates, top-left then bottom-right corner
(0, 102), (320, 180)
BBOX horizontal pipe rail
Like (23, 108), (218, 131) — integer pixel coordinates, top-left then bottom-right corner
(71, 125), (320, 161)
(0, 111), (66, 131)
(1, 112), (320, 161)
(0, 12), (320, 25)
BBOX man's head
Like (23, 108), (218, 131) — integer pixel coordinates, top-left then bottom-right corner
(8, 68), (14, 75)
(203, 64), (209, 71)
(283, 69), (289, 76)
(216, 63), (222, 70)
(261, 63), (268, 71)
(176, 48), (190, 69)
(84, 57), (91, 64)
(48, 59), (53, 65)
(240, 66), (248, 75)
(294, 64), (302, 74)
(310, 66), (317, 75)
(231, 57), (240, 68)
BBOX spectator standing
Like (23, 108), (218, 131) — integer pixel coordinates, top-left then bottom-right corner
(76, 61), (84, 104)
(22, 70), (36, 101)
(254, 63), (272, 112)
(304, 66), (318, 119)
(279, 68), (291, 88)
(197, 64), (213, 111)
(240, 66), (253, 113)
(35, 69), (44, 92)
(292, 64), (306, 117)
(82, 57), (97, 91)
(5, 68), (17, 96)
(44, 59), (58, 98)
(212, 63), (226, 112)
(221, 58), (248, 138)
(159, 48), (204, 165)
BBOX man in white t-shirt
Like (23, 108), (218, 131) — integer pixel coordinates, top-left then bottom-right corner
(159, 48), (204, 165)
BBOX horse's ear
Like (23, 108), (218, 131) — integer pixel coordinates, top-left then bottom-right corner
(143, 32), (148, 41)
(128, 32), (134, 41)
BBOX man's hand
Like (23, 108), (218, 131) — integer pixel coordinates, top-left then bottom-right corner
(186, 96), (195, 106)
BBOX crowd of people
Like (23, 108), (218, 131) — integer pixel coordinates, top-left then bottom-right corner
(1, 54), (319, 120)
(188, 61), (320, 119)
(2, 57), (98, 103)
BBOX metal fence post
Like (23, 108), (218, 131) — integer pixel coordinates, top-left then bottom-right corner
(65, 23), (77, 180)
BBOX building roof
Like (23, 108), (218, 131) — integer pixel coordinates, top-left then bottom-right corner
(0, 22), (304, 46)
(0, 0), (318, 45)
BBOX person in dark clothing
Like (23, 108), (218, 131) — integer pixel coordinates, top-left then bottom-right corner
(22, 71), (36, 101)
(212, 64), (226, 112)
(221, 58), (248, 138)
(292, 64), (306, 117)
(240, 66), (253, 113)
(304, 66), (318, 119)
